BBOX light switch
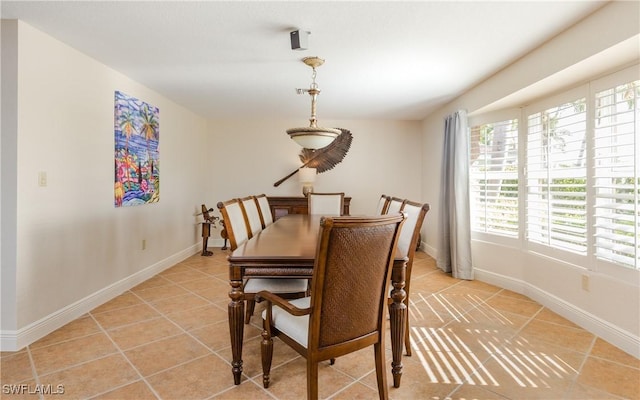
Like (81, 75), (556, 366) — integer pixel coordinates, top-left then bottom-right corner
(38, 171), (47, 187)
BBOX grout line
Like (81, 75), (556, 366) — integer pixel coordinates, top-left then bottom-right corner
(125, 261), (262, 389)
(25, 346), (44, 400)
(126, 289), (217, 352)
(26, 335), (122, 377)
(86, 312), (162, 400)
(121, 281), (256, 389)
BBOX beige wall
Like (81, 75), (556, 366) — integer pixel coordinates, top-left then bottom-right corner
(206, 118), (422, 230)
(421, 1), (640, 356)
(2, 21), (212, 349)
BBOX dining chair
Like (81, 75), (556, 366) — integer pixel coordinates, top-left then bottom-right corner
(385, 196), (405, 214)
(218, 199), (308, 324)
(239, 196), (262, 239)
(376, 194), (390, 214)
(307, 192), (345, 216)
(396, 199), (430, 356)
(217, 199), (249, 251)
(254, 194), (274, 229)
(257, 213), (407, 400)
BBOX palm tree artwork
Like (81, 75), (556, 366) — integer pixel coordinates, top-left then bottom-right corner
(114, 91), (160, 207)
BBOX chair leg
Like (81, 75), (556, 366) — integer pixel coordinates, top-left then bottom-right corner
(261, 329), (273, 388)
(374, 342), (389, 400)
(404, 302), (412, 356)
(245, 299), (256, 324)
(307, 360), (319, 400)
(404, 286), (412, 356)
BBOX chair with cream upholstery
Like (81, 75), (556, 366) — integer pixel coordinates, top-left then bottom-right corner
(307, 192), (345, 216)
(254, 194), (274, 229)
(239, 196), (263, 239)
(218, 199), (308, 324)
(257, 213), (407, 400)
(217, 199), (249, 251)
(376, 194), (390, 214)
(396, 199), (430, 356)
(385, 196), (405, 214)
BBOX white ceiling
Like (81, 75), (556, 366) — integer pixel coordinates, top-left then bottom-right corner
(2, 1), (607, 121)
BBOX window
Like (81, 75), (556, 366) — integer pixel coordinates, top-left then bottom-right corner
(470, 119), (519, 237)
(593, 80), (640, 269)
(526, 97), (587, 255)
(470, 66), (639, 271)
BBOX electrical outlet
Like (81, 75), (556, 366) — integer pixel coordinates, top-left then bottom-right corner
(142, 239), (146, 250)
(581, 274), (589, 292)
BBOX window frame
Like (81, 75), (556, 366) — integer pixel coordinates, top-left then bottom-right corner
(524, 84), (589, 267)
(588, 64), (639, 278)
(469, 64), (639, 276)
(469, 109), (522, 248)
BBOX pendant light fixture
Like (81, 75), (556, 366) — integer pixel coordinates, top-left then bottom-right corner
(286, 57), (341, 149)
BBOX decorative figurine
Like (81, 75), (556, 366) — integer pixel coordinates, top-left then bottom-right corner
(199, 204), (220, 256)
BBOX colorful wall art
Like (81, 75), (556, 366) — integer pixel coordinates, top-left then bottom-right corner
(114, 91), (159, 207)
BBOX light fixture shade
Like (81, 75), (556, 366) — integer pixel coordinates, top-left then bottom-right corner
(287, 56), (343, 150)
(298, 167), (317, 183)
(287, 127), (341, 150)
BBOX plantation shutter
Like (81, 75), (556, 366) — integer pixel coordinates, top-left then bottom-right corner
(469, 119), (519, 237)
(593, 80), (640, 269)
(526, 99), (587, 254)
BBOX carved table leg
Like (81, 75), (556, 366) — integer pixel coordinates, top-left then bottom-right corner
(228, 271), (244, 385)
(389, 258), (407, 388)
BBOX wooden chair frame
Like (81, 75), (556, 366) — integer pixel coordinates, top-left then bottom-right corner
(385, 196), (405, 214)
(397, 199), (430, 356)
(238, 195), (263, 239)
(258, 213), (407, 400)
(307, 192), (345, 216)
(216, 199), (248, 251)
(377, 194), (391, 214)
(254, 194), (273, 229)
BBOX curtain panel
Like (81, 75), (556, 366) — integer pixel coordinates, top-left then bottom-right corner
(437, 110), (473, 280)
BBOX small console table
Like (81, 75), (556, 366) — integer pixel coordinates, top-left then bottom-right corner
(268, 196), (351, 220)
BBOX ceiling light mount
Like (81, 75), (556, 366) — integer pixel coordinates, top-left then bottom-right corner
(286, 57), (341, 149)
(290, 30), (310, 51)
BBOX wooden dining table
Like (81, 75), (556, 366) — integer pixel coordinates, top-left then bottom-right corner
(226, 214), (409, 388)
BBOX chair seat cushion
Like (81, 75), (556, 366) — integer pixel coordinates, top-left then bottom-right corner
(262, 297), (310, 347)
(244, 278), (308, 294)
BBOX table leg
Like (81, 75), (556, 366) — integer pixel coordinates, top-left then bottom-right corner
(389, 259), (407, 388)
(229, 275), (244, 385)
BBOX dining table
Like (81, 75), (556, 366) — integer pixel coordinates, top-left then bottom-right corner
(226, 214), (409, 388)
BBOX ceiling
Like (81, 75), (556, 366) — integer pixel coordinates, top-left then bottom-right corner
(2, 1), (608, 121)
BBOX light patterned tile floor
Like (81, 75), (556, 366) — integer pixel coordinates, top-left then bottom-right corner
(1, 250), (638, 399)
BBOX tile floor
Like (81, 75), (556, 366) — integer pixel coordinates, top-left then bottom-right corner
(1, 249), (639, 399)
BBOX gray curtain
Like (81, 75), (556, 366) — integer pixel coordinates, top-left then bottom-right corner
(437, 110), (473, 280)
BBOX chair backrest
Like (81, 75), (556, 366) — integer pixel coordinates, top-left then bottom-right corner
(307, 213), (406, 354)
(254, 194), (273, 228)
(385, 197), (405, 214)
(217, 199), (249, 251)
(307, 192), (345, 216)
(397, 200), (430, 259)
(239, 196), (262, 238)
(376, 194), (390, 214)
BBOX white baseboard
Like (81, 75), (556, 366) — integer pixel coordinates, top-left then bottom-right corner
(475, 268), (640, 359)
(420, 241), (437, 259)
(0, 244), (199, 351)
